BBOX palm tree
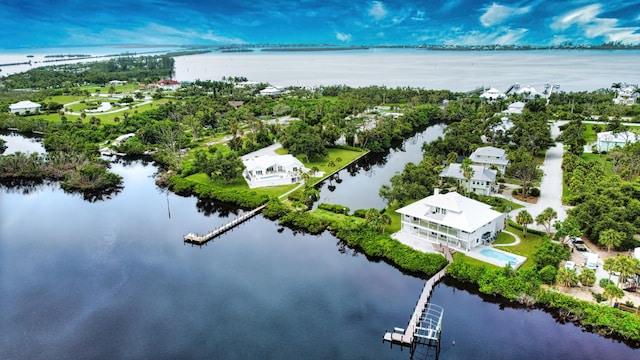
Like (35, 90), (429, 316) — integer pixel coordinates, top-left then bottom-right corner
(599, 229), (624, 253)
(556, 267), (575, 288)
(515, 210), (533, 238)
(603, 283), (624, 306)
(535, 207), (558, 237)
(460, 158), (474, 195)
(602, 257), (618, 283)
(379, 213), (391, 234)
(578, 268), (596, 287)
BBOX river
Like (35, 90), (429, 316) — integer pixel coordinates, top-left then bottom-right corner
(1, 129), (638, 359)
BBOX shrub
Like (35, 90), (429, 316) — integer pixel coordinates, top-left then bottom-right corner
(592, 292), (606, 303)
(532, 239), (570, 269)
(528, 188), (540, 197)
(599, 278), (612, 288)
(538, 265), (557, 284)
(262, 199), (290, 220)
(352, 209), (367, 218)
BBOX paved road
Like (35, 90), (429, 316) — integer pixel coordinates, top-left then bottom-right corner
(510, 121), (569, 232)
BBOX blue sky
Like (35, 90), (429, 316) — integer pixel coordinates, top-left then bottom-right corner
(2, 0), (640, 48)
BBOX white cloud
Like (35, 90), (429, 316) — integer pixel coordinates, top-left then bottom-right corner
(68, 23), (246, 45)
(551, 4), (640, 44)
(411, 10), (426, 21)
(336, 31), (352, 42)
(550, 4), (601, 31)
(368, 1), (388, 20)
(480, 3), (531, 27)
(419, 27), (528, 45)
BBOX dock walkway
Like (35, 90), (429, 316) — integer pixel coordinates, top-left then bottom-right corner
(184, 204), (266, 245)
(383, 245), (453, 349)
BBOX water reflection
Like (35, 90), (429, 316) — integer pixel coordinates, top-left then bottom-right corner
(317, 124), (445, 210)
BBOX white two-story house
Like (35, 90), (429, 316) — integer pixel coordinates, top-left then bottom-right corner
(396, 190), (506, 251)
(242, 154), (308, 188)
(440, 163), (498, 196)
(469, 146), (509, 172)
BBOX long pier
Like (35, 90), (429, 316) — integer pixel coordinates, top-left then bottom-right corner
(183, 204), (266, 245)
(383, 245), (454, 356)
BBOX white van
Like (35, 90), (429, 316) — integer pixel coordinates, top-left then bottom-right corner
(634, 247), (640, 260)
(585, 253), (599, 270)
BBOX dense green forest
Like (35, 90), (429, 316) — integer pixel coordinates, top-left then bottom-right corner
(1, 55), (175, 89)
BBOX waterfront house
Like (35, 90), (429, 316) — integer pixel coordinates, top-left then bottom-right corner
(596, 131), (639, 152)
(9, 100), (41, 115)
(613, 85), (638, 106)
(156, 79), (181, 91)
(502, 101), (525, 114)
(516, 85), (539, 101)
(259, 86), (285, 96)
(480, 88), (506, 101)
(469, 146), (509, 172)
(439, 163), (498, 195)
(242, 154), (308, 188)
(396, 190), (506, 251)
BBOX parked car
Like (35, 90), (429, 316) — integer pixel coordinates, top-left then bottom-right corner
(574, 243), (588, 252)
(571, 237), (584, 245)
(565, 261), (576, 271)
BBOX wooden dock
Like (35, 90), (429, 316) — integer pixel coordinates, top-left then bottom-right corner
(383, 245), (453, 353)
(184, 204), (266, 245)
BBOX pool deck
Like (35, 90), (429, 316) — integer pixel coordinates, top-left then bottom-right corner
(466, 246), (526, 268)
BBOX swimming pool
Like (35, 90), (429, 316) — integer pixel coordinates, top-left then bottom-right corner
(480, 249), (518, 265)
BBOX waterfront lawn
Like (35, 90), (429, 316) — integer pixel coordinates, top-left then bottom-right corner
(185, 173), (297, 199)
(494, 223), (545, 269)
(309, 208), (366, 228)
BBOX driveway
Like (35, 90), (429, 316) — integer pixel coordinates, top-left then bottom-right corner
(510, 121), (569, 231)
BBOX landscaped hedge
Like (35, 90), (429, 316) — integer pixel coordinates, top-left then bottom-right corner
(169, 176), (269, 208)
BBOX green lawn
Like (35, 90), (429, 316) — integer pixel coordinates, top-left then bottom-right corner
(494, 231), (516, 245)
(495, 223), (545, 269)
(185, 173), (298, 198)
(309, 208), (367, 228)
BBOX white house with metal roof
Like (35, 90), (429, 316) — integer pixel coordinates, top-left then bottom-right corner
(259, 86), (285, 96)
(596, 131), (639, 152)
(396, 190), (506, 251)
(9, 100), (41, 115)
(469, 146), (509, 172)
(242, 153), (308, 188)
(480, 88), (506, 101)
(439, 163), (498, 195)
(516, 85), (539, 100)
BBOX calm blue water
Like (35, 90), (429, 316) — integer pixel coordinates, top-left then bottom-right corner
(1, 137), (639, 358)
(480, 249), (517, 262)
